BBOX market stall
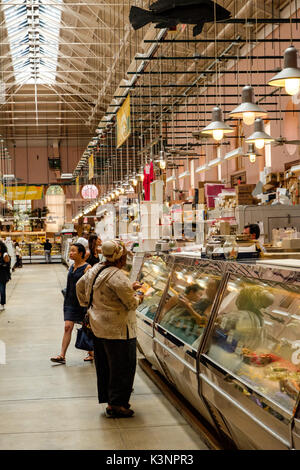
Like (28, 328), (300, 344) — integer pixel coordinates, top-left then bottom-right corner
(135, 252), (300, 450)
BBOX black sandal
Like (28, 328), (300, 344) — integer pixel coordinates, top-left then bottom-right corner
(50, 355), (66, 364)
(105, 405), (134, 418)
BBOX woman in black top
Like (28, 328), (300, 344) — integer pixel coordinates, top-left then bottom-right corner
(50, 243), (91, 364)
(86, 233), (102, 267)
(0, 241), (10, 311)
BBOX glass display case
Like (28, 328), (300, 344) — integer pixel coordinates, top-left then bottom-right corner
(21, 242), (62, 263)
(200, 262), (300, 449)
(158, 260), (222, 350)
(153, 256), (225, 430)
(135, 253), (171, 374)
(207, 274), (300, 414)
(136, 254), (170, 321)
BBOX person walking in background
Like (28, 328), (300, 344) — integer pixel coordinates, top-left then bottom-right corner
(86, 233), (102, 267)
(43, 239), (52, 263)
(76, 240), (144, 418)
(0, 241), (11, 311)
(14, 242), (22, 268)
(50, 243), (91, 364)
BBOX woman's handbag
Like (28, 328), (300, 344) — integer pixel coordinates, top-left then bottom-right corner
(75, 326), (94, 351)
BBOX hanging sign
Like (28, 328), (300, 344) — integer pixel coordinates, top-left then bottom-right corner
(88, 153), (94, 180)
(81, 184), (98, 200)
(76, 176), (80, 194)
(5, 185), (44, 200)
(117, 95), (131, 148)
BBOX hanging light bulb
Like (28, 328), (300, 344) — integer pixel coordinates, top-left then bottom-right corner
(159, 159), (166, 169)
(243, 143), (262, 163)
(254, 139), (265, 149)
(246, 118), (275, 149)
(229, 86), (267, 125)
(201, 106), (234, 141)
(268, 46), (300, 96)
(212, 129), (224, 141)
(242, 112), (256, 126)
(285, 78), (300, 95)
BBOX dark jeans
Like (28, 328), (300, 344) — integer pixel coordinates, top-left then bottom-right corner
(93, 335), (136, 407)
(0, 281), (7, 305)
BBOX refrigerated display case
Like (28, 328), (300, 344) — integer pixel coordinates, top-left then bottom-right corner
(135, 254), (300, 449)
(153, 256), (225, 430)
(21, 242), (61, 263)
(136, 253), (171, 374)
(199, 262), (300, 449)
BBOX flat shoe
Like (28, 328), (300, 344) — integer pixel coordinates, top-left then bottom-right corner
(50, 355), (65, 364)
(105, 406), (134, 418)
(84, 356), (93, 362)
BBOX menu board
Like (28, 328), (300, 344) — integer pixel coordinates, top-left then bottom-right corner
(158, 262), (221, 350)
(207, 275), (300, 414)
(136, 255), (169, 321)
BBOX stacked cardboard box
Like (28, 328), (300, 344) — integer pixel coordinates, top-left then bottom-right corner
(236, 184), (256, 205)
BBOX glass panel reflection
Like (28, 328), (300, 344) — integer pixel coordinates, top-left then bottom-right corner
(136, 255), (169, 320)
(159, 263), (221, 350)
(207, 275), (300, 413)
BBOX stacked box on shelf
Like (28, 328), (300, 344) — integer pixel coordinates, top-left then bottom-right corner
(236, 184), (255, 205)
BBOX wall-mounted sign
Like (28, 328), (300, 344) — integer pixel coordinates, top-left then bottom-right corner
(88, 153), (94, 180)
(81, 184), (98, 200)
(117, 95), (131, 148)
(76, 176), (80, 194)
(5, 185), (44, 200)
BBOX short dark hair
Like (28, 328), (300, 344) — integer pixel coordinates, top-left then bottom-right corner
(71, 243), (86, 259)
(245, 223), (260, 239)
(185, 284), (202, 295)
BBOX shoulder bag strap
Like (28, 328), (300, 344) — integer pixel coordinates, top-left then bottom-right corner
(88, 266), (118, 309)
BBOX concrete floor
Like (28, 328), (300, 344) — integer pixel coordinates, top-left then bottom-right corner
(0, 264), (208, 450)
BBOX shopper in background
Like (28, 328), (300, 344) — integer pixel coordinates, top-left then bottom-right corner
(76, 239), (143, 418)
(0, 241), (11, 311)
(50, 243), (91, 364)
(243, 224), (260, 240)
(14, 242), (22, 268)
(86, 233), (102, 267)
(43, 239), (52, 263)
(243, 223), (266, 253)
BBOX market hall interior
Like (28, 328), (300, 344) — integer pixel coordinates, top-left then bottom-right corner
(0, 263), (207, 451)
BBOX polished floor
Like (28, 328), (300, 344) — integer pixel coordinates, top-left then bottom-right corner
(0, 264), (208, 450)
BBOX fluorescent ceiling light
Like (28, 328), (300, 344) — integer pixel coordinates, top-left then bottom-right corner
(3, 174), (15, 179)
(166, 175), (176, 183)
(195, 164), (208, 173)
(178, 171), (191, 179)
(208, 157), (223, 167)
(60, 173), (73, 179)
(223, 147), (245, 160)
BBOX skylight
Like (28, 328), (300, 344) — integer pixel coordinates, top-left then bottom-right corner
(2, 0), (62, 85)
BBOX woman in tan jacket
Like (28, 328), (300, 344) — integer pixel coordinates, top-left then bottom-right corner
(76, 239), (143, 418)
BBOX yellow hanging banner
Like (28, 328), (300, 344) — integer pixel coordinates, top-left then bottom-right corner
(117, 95), (131, 148)
(5, 185), (44, 200)
(88, 154), (94, 180)
(76, 176), (80, 194)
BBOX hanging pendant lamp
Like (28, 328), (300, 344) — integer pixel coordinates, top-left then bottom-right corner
(229, 86), (268, 125)
(243, 143), (262, 163)
(268, 46), (300, 96)
(245, 118), (275, 149)
(201, 106), (234, 141)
